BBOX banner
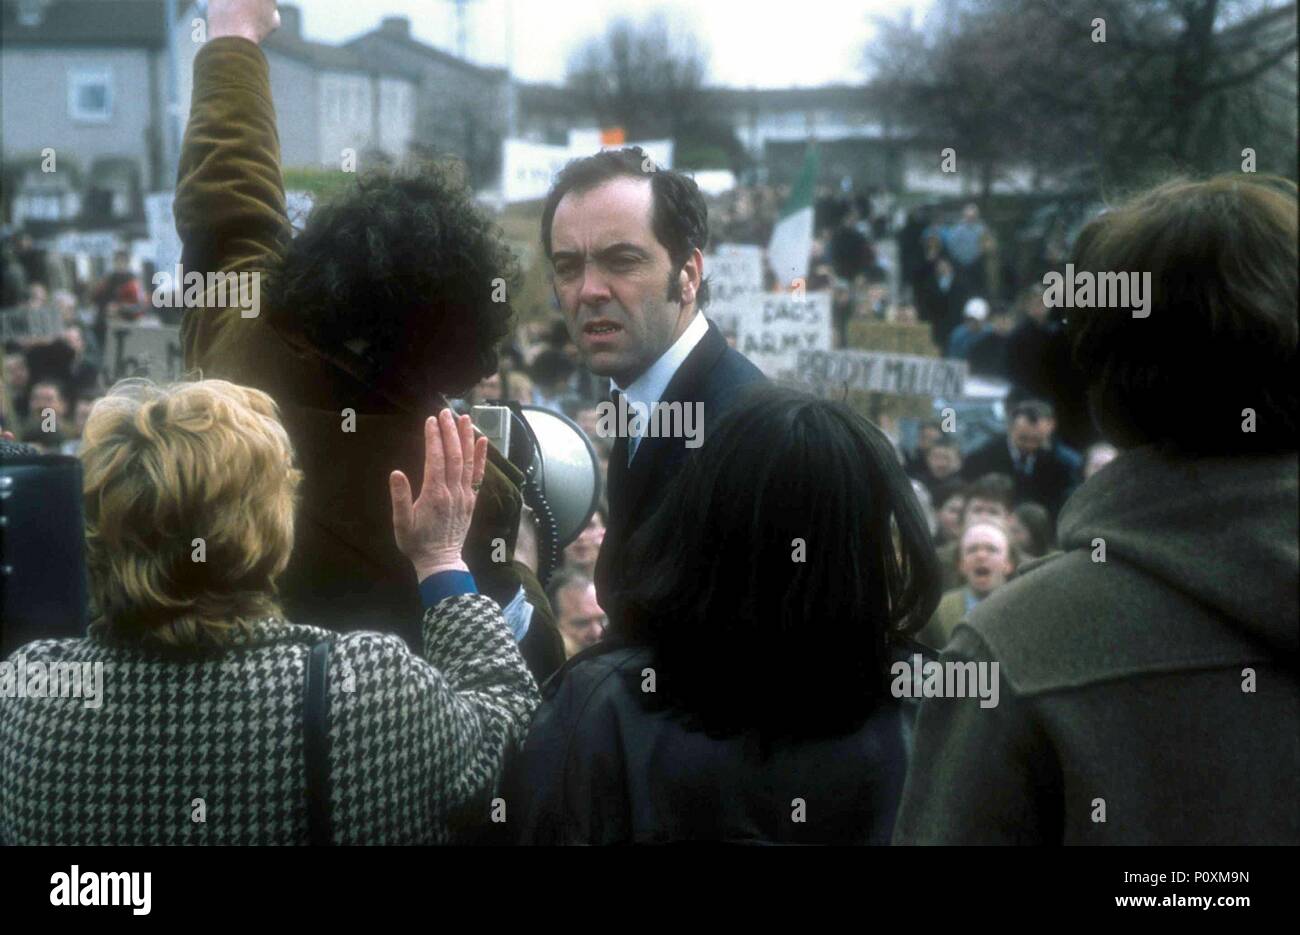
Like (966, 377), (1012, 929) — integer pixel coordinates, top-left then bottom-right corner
(105, 325), (185, 384)
(794, 348), (967, 399)
(0, 306), (63, 342)
(501, 136), (677, 204)
(735, 292), (833, 378)
(502, 140), (574, 204)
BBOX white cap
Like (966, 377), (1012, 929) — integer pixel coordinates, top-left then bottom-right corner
(964, 297), (989, 321)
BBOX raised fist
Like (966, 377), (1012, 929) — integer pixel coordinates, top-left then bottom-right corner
(207, 0), (280, 45)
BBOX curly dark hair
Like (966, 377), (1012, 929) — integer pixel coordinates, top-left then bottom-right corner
(264, 161), (518, 399)
(540, 147), (712, 309)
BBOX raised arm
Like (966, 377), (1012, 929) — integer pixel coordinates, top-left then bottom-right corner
(174, 2), (286, 365)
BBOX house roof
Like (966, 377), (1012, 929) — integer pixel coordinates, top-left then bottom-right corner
(0, 0), (168, 47)
(264, 30), (419, 80)
(346, 29), (508, 83)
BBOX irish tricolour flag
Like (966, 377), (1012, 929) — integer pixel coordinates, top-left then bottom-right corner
(767, 146), (819, 288)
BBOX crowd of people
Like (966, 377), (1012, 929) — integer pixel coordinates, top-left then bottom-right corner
(1, 0), (1296, 848)
(1, 245), (161, 454)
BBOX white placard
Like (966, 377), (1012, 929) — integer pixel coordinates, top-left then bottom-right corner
(501, 137), (678, 204)
(735, 292), (833, 378)
(794, 348), (967, 399)
(707, 244), (763, 302)
(502, 140), (573, 204)
(105, 325), (185, 384)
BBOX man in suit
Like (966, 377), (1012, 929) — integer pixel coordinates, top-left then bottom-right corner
(539, 148), (766, 622)
(960, 399), (1078, 520)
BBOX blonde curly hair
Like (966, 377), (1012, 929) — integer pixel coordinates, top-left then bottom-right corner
(80, 379), (302, 646)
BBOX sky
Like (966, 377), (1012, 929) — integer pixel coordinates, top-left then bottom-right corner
(289, 0), (930, 89)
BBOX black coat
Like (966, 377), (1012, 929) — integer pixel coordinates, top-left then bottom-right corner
(594, 320), (766, 622)
(961, 435), (1078, 519)
(506, 642), (914, 844)
(915, 272), (966, 353)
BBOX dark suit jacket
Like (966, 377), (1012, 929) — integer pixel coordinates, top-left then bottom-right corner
(961, 435), (1078, 519)
(174, 39), (562, 671)
(594, 319), (766, 622)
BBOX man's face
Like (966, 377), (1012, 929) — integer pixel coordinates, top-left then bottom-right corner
(1009, 416), (1044, 457)
(549, 177), (695, 386)
(959, 524), (1014, 597)
(926, 445), (960, 479)
(963, 497), (1007, 526)
(564, 514), (605, 574)
(557, 583), (607, 658)
(29, 383), (65, 418)
(939, 495), (966, 540)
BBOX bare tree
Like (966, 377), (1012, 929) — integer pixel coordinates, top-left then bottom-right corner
(867, 0), (1298, 193)
(565, 12), (709, 142)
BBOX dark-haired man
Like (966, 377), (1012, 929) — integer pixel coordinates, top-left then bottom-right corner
(540, 148), (765, 623)
(174, 0), (564, 679)
(961, 399), (1077, 520)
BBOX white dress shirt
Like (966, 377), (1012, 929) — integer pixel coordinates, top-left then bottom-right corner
(612, 312), (709, 464)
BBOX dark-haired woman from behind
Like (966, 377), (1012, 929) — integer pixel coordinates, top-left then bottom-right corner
(507, 386), (942, 844)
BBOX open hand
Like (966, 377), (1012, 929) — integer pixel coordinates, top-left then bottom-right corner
(390, 409), (488, 582)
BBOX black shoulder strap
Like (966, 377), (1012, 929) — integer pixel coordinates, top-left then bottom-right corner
(304, 638), (334, 846)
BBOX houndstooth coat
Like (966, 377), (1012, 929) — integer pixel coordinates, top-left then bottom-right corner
(0, 594), (538, 844)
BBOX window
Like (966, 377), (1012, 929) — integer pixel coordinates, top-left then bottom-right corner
(68, 68), (112, 122)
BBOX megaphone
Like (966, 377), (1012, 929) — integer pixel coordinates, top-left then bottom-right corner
(471, 403), (601, 584)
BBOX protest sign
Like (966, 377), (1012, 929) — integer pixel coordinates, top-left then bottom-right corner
(502, 140), (573, 204)
(794, 348), (967, 399)
(106, 325), (185, 384)
(708, 244), (764, 302)
(703, 244), (766, 340)
(736, 292), (833, 378)
(847, 319), (938, 357)
(0, 306), (64, 343)
(501, 136), (677, 204)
